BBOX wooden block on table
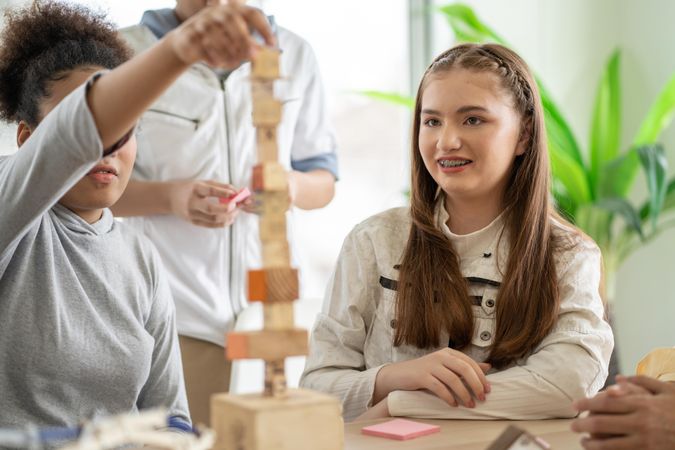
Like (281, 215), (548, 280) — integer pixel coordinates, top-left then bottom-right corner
(248, 268), (299, 303)
(252, 162), (288, 192)
(256, 127), (278, 162)
(486, 425), (550, 450)
(211, 388), (343, 450)
(262, 240), (291, 268)
(263, 302), (295, 330)
(264, 359), (287, 397)
(252, 98), (282, 127)
(251, 47), (281, 80)
(226, 329), (308, 360)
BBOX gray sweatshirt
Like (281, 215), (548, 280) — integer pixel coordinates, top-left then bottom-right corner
(0, 81), (190, 428)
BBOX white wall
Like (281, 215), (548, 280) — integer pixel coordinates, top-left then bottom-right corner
(431, 0), (675, 371)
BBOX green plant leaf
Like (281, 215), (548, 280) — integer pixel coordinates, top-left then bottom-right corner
(358, 91), (414, 108)
(438, 3), (506, 44)
(612, 73), (675, 197)
(541, 89), (586, 173)
(595, 197), (644, 239)
(637, 144), (668, 230)
(552, 180), (577, 222)
(549, 141), (591, 205)
(589, 50), (621, 196)
(640, 177), (675, 220)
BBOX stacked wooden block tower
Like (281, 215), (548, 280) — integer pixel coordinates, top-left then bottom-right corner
(211, 48), (343, 450)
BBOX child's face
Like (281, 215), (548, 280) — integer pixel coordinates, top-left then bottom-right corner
(418, 68), (525, 207)
(29, 67), (136, 223)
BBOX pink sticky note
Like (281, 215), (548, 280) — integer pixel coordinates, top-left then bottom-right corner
(220, 187), (252, 212)
(361, 419), (440, 441)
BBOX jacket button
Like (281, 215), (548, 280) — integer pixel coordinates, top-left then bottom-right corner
(480, 331), (491, 341)
(485, 299), (495, 308)
(390, 319), (397, 329)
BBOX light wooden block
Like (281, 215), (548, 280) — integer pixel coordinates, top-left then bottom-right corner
(263, 302), (295, 330)
(226, 329), (308, 360)
(259, 213), (287, 242)
(256, 127), (278, 162)
(211, 388), (343, 450)
(262, 240), (291, 268)
(251, 79), (274, 101)
(251, 47), (281, 80)
(264, 359), (287, 397)
(252, 98), (282, 127)
(256, 191), (290, 215)
(248, 268), (299, 303)
(252, 162), (288, 192)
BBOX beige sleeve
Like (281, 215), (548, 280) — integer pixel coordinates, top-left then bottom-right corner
(636, 348), (675, 382)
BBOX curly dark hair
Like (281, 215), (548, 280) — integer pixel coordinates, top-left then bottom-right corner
(0, 1), (131, 126)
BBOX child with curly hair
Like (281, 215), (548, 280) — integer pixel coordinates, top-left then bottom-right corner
(0, 0), (273, 428)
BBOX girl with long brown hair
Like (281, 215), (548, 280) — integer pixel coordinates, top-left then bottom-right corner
(300, 43), (613, 421)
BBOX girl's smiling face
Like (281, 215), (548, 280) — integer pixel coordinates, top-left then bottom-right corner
(418, 68), (526, 207)
(18, 66), (137, 223)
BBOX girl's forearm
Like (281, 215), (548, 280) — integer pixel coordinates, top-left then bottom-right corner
(86, 36), (188, 149)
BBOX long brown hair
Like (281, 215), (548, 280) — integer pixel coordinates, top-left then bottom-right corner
(395, 43), (564, 368)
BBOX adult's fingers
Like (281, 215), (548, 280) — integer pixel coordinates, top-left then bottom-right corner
(571, 413), (637, 436)
(580, 434), (643, 450)
(626, 375), (671, 394)
(573, 394), (636, 414)
(241, 6), (275, 46)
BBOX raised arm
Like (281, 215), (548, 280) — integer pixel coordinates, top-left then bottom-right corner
(88, 4), (274, 149)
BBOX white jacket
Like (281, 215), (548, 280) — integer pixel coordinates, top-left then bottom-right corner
(300, 206), (613, 421)
(120, 21), (337, 346)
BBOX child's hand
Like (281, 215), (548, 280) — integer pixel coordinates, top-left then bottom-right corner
(167, 3), (275, 69)
(374, 348), (491, 408)
(169, 179), (239, 228)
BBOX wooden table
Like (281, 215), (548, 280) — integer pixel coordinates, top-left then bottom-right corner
(344, 418), (582, 449)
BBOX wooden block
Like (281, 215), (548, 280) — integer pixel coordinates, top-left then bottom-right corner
(251, 47), (280, 80)
(256, 191), (290, 215)
(486, 425), (550, 450)
(263, 302), (295, 330)
(252, 98), (282, 127)
(252, 162), (288, 192)
(251, 79), (274, 101)
(211, 388), (343, 450)
(226, 329), (308, 360)
(248, 268), (298, 303)
(262, 240), (291, 268)
(259, 213), (287, 242)
(256, 127), (278, 162)
(264, 359), (287, 398)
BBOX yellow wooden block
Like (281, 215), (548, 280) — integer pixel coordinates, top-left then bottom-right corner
(211, 388), (343, 450)
(252, 98), (282, 127)
(256, 127), (278, 162)
(251, 47), (281, 80)
(263, 302), (295, 330)
(226, 329), (307, 360)
(262, 240), (291, 268)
